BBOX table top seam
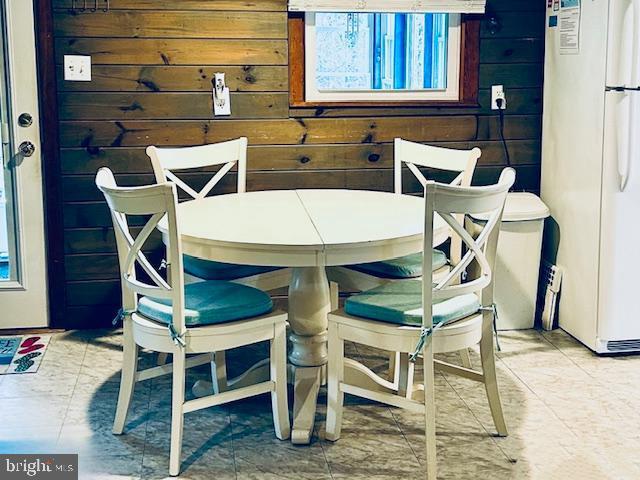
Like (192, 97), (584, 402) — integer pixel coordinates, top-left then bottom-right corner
(294, 189), (328, 251)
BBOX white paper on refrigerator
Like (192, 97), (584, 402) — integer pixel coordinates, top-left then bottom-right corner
(559, 0), (581, 55)
(559, 1), (581, 55)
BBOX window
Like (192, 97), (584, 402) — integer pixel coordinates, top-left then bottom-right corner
(289, 13), (479, 106)
(306, 12), (460, 102)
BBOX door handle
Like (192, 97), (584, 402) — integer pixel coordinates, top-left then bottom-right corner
(18, 141), (35, 157)
(616, 93), (631, 191)
(7, 141), (36, 167)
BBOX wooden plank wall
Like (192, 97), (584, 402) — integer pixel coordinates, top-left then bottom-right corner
(51, 0), (544, 328)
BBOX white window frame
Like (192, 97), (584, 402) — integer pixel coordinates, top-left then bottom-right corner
(304, 12), (462, 102)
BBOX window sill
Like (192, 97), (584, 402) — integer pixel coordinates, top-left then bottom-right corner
(289, 99), (480, 108)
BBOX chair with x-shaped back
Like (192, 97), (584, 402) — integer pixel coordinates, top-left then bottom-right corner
(328, 138), (481, 379)
(325, 168), (514, 480)
(97, 167), (289, 476)
(146, 138), (291, 290)
(147, 138), (292, 391)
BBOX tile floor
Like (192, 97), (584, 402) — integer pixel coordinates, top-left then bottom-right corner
(1, 328), (639, 479)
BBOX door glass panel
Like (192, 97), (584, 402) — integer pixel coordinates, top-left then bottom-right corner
(0, 152), (18, 282)
(0, 4), (18, 283)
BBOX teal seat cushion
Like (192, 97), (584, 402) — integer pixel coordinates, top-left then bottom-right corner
(137, 280), (273, 327)
(346, 249), (448, 279)
(344, 279), (480, 327)
(183, 255), (281, 281)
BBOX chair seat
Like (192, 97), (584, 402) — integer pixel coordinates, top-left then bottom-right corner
(346, 249), (448, 279)
(137, 280), (273, 327)
(344, 279), (479, 327)
(183, 255), (281, 281)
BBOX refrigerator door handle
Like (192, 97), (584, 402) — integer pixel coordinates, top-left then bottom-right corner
(616, 92), (632, 191)
(634, 0), (640, 87)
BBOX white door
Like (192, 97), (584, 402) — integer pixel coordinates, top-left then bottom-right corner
(0, 0), (48, 328)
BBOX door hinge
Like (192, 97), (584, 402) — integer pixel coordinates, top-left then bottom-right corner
(1, 122), (9, 145)
(1, 122), (10, 167)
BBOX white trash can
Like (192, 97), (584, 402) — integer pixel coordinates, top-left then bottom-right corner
(470, 192), (550, 330)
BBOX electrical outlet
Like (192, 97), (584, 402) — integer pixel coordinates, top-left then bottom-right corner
(491, 85), (506, 110)
(64, 55), (91, 81)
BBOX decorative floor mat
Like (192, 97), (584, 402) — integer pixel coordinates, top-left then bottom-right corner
(0, 335), (50, 374)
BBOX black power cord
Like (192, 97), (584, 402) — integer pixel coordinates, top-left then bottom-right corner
(495, 97), (511, 167)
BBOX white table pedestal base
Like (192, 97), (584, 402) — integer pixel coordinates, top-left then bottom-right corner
(287, 266), (330, 444)
(192, 266), (331, 445)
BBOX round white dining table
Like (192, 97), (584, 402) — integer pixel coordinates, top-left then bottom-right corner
(161, 189), (448, 444)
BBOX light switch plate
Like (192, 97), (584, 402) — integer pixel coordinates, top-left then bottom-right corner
(64, 55), (91, 81)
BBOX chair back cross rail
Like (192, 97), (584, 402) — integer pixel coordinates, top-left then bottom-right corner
(96, 168), (186, 338)
(394, 138), (481, 194)
(147, 137), (248, 198)
(394, 138), (481, 267)
(429, 197), (504, 302)
(420, 169), (515, 333)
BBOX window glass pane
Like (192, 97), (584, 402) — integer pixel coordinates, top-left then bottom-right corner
(0, 20), (16, 283)
(314, 12), (449, 92)
(0, 149), (13, 281)
(315, 13), (373, 90)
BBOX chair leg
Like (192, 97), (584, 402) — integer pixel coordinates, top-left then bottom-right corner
(157, 352), (169, 366)
(169, 350), (186, 477)
(479, 314), (508, 437)
(423, 342), (437, 480)
(270, 322), (291, 440)
(458, 348), (472, 369)
(211, 351), (228, 394)
(388, 351), (400, 385)
(330, 281), (339, 311)
(113, 319), (138, 435)
(325, 321), (344, 442)
(397, 353), (415, 399)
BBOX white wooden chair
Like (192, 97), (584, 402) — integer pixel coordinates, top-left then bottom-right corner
(328, 138), (481, 375)
(147, 138), (292, 390)
(146, 138), (291, 291)
(329, 138), (480, 291)
(325, 168), (514, 480)
(96, 168), (290, 476)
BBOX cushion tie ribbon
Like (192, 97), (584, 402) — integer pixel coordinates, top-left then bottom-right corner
(480, 303), (501, 351)
(168, 323), (186, 348)
(112, 308), (136, 326)
(409, 303), (500, 362)
(112, 307), (186, 348)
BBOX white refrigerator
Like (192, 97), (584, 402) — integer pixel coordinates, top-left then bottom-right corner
(542, 0), (640, 353)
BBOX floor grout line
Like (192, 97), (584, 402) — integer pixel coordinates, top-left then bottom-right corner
(493, 333), (581, 442)
(314, 426), (336, 480)
(440, 368), (516, 464)
(139, 352), (156, 480)
(55, 332), (90, 444)
(227, 404), (239, 480)
(536, 330), (640, 430)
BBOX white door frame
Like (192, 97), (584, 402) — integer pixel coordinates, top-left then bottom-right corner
(0, 0), (49, 329)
